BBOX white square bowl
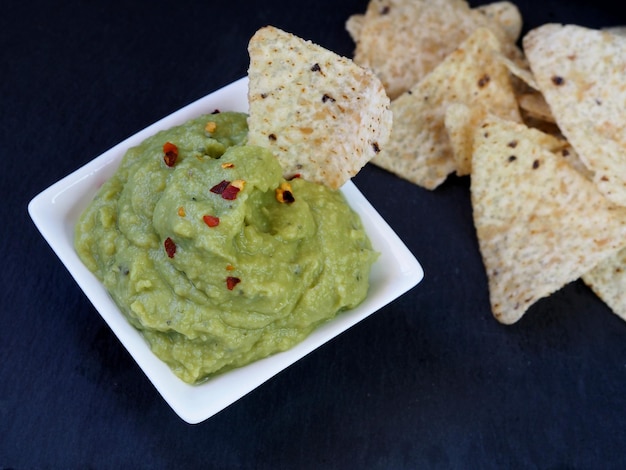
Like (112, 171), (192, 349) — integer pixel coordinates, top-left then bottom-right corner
(28, 77), (424, 424)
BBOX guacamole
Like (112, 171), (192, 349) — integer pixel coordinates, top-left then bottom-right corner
(75, 112), (377, 384)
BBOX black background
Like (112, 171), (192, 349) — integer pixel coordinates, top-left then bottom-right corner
(3, 0), (626, 468)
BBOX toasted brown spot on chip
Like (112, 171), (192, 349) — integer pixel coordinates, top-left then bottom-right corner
(478, 74), (491, 88)
(551, 75), (565, 86)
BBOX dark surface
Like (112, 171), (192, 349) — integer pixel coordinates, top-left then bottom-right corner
(3, 0), (626, 468)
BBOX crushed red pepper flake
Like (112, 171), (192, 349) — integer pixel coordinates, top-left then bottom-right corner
(210, 179), (244, 200)
(221, 162), (235, 169)
(203, 214), (220, 227)
(226, 264), (235, 271)
(177, 206), (186, 217)
(205, 121), (217, 133)
(222, 181), (242, 200)
(164, 237), (176, 258)
(163, 142), (179, 167)
(210, 180), (230, 195)
(275, 182), (295, 203)
(226, 276), (241, 290)
(221, 185), (240, 200)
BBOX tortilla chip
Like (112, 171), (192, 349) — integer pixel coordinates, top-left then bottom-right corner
(496, 51), (538, 92)
(471, 116), (626, 324)
(603, 26), (626, 37)
(447, 102), (585, 178)
(445, 103), (487, 177)
(371, 28), (520, 189)
(345, 14), (364, 42)
(475, 1), (522, 44)
(583, 249), (626, 322)
(246, 26), (392, 190)
(351, 0), (523, 99)
(523, 23), (626, 207)
(517, 92), (554, 123)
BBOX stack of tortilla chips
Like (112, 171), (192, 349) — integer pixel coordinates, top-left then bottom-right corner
(346, 0), (626, 324)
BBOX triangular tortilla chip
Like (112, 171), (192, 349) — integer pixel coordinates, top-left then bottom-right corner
(446, 102), (585, 178)
(371, 28), (520, 189)
(345, 13), (364, 43)
(583, 250), (626, 322)
(350, 0), (522, 99)
(445, 103), (487, 177)
(247, 26), (392, 190)
(517, 92), (554, 123)
(471, 116), (626, 324)
(474, 1), (522, 44)
(523, 23), (626, 206)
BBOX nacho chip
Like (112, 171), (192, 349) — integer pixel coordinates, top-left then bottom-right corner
(246, 26), (392, 190)
(496, 51), (538, 92)
(351, 0), (523, 99)
(345, 13), (364, 42)
(471, 116), (626, 324)
(445, 103), (487, 177)
(371, 28), (520, 189)
(603, 26), (626, 37)
(447, 102), (584, 177)
(475, 1), (522, 44)
(523, 23), (626, 207)
(583, 249), (626, 322)
(517, 92), (554, 123)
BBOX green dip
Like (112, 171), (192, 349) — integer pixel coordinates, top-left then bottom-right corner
(75, 112), (377, 384)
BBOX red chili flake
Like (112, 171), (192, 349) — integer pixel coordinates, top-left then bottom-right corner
(163, 142), (178, 167)
(210, 180), (231, 195)
(221, 184), (240, 200)
(226, 276), (241, 290)
(203, 214), (220, 227)
(164, 237), (176, 258)
(210, 179), (243, 200)
(276, 182), (295, 204)
(288, 173), (301, 180)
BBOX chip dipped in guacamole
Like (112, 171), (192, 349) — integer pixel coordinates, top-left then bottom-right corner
(74, 111), (377, 384)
